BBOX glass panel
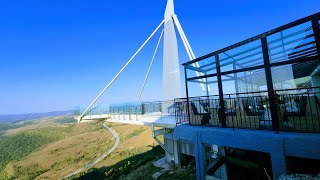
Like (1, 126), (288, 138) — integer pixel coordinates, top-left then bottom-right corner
(207, 77), (219, 96)
(187, 77), (218, 97)
(222, 68), (267, 94)
(198, 56), (217, 75)
(186, 56), (216, 80)
(219, 40), (263, 72)
(271, 60), (320, 90)
(267, 21), (317, 63)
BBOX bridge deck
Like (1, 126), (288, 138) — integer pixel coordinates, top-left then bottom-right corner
(79, 112), (176, 129)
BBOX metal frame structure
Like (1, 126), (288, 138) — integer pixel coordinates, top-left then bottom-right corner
(182, 12), (320, 131)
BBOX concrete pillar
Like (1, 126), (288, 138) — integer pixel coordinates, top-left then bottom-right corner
(194, 132), (205, 180)
(164, 137), (173, 163)
(164, 134), (180, 165)
(270, 151), (286, 179)
(173, 140), (180, 166)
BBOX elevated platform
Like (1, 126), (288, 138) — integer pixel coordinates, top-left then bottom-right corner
(78, 112), (176, 129)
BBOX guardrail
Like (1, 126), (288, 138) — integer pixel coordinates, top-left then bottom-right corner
(175, 87), (320, 133)
(75, 100), (177, 120)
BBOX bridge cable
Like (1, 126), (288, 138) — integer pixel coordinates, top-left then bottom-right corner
(172, 14), (209, 92)
(78, 20), (165, 122)
(137, 30), (164, 103)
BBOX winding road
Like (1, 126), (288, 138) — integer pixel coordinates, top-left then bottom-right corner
(64, 121), (120, 179)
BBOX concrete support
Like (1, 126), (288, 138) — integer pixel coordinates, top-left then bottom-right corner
(152, 125), (175, 163)
(194, 132), (205, 180)
(164, 133), (180, 165)
(174, 126), (320, 180)
(165, 139), (180, 165)
(164, 138), (173, 162)
(173, 140), (180, 165)
(270, 151), (287, 179)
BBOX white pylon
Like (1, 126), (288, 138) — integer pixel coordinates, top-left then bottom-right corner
(163, 0), (181, 101)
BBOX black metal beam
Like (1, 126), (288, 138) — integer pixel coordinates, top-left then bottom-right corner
(270, 55), (318, 67)
(215, 54), (227, 127)
(261, 37), (279, 132)
(287, 46), (317, 57)
(187, 55), (318, 82)
(312, 18), (320, 61)
(184, 66), (191, 125)
(288, 50), (317, 59)
(183, 12), (320, 66)
(206, 156), (226, 175)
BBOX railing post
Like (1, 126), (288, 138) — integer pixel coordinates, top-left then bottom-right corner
(215, 53), (227, 127)
(261, 37), (279, 132)
(142, 103), (145, 115)
(184, 66), (191, 125)
(312, 18), (320, 61)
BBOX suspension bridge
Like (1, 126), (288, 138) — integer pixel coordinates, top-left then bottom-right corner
(76, 0), (201, 129)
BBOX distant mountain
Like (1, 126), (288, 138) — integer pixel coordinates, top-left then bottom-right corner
(0, 110), (74, 123)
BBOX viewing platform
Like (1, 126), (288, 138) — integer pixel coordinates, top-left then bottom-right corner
(75, 101), (177, 129)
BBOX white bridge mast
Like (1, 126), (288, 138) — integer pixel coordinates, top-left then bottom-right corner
(163, 0), (181, 101)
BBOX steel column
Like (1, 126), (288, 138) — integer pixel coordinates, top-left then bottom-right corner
(215, 54), (227, 127)
(261, 37), (279, 131)
(184, 66), (191, 125)
(312, 18), (320, 61)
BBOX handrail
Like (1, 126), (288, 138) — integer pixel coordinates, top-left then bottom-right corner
(176, 87), (320, 133)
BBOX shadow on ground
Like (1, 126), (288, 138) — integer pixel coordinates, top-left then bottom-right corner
(68, 146), (165, 180)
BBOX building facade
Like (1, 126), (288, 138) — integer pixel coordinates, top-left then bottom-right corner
(166, 12), (320, 180)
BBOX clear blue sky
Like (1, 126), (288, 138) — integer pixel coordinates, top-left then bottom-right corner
(0, 0), (319, 114)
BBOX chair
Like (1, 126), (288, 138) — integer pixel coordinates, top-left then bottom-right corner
(241, 97), (267, 129)
(189, 102), (210, 125)
(279, 95), (320, 131)
(242, 98), (264, 115)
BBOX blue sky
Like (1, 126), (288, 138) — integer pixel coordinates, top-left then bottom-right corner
(0, 0), (319, 114)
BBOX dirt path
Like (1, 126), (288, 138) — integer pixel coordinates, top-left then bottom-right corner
(64, 121), (120, 179)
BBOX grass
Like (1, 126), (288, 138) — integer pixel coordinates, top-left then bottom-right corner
(68, 145), (197, 180)
(68, 146), (164, 180)
(0, 119), (196, 179)
(68, 122), (196, 180)
(0, 120), (35, 132)
(160, 160), (196, 180)
(54, 117), (77, 124)
(0, 132), (61, 168)
(127, 127), (147, 139)
(0, 117), (113, 179)
(0, 125), (69, 179)
(0, 120), (76, 169)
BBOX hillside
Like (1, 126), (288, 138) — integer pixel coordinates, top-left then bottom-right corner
(67, 122), (196, 180)
(0, 110), (74, 123)
(0, 117), (113, 179)
(0, 117), (195, 179)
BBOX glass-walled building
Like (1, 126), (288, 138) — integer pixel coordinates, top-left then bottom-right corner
(178, 13), (320, 133)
